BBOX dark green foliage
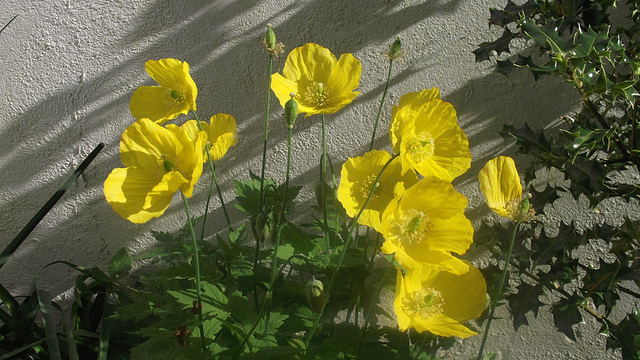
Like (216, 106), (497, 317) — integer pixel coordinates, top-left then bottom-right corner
(475, 0), (640, 356)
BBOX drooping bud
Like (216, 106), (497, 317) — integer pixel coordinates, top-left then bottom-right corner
(265, 24), (276, 51)
(305, 277), (325, 313)
(284, 92), (298, 129)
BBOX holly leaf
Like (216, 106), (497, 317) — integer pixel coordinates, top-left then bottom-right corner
(474, 28), (514, 62)
(507, 283), (545, 330)
(551, 297), (583, 341)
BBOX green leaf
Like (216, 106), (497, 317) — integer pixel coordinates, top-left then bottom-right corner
(521, 19), (569, 54)
(551, 297), (583, 341)
(507, 283), (544, 330)
(108, 247), (132, 277)
(37, 289), (61, 360)
(473, 28), (514, 62)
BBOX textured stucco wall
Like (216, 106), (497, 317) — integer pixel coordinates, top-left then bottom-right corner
(0, 0), (628, 358)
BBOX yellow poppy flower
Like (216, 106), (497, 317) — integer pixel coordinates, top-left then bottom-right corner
(478, 156), (533, 222)
(104, 118), (206, 223)
(390, 90), (470, 182)
(337, 150), (418, 233)
(181, 113), (238, 162)
(271, 43), (361, 117)
(394, 262), (487, 338)
(381, 177), (473, 275)
(129, 58), (198, 124)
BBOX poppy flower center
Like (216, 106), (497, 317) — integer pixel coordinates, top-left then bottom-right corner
(402, 288), (444, 319)
(354, 174), (380, 201)
(302, 81), (330, 107)
(390, 208), (430, 247)
(407, 133), (435, 163)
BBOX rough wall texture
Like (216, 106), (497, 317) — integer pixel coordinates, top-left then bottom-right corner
(0, 0), (626, 358)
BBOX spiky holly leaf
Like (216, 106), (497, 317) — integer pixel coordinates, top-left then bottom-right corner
(551, 297), (583, 341)
(521, 19), (570, 54)
(508, 282), (545, 330)
(474, 28), (515, 62)
(501, 123), (556, 154)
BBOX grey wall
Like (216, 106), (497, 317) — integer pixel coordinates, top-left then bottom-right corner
(0, 0), (624, 358)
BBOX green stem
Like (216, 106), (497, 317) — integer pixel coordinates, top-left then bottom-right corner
(180, 192), (206, 352)
(191, 110), (233, 233)
(304, 154), (400, 350)
(270, 126), (294, 285)
(259, 55), (274, 213)
(369, 61), (394, 151)
(321, 114), (330, 247)
(476, 221), (519, 360)
(355, 259), (394, 359)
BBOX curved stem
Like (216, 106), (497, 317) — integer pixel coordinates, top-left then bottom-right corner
(180, 192), (206, 352)
(369, 61), (394, 151)
(190, 110), (232, 233)
(476, 221), (519, 360)
(304, 154), (400, 350)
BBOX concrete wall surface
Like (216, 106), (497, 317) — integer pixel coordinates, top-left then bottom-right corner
(0, 0), (634, 358)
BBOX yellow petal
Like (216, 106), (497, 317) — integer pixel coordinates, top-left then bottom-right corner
(478, 156), (523, 219)
(282, 43), (337, 84)
(419, 314), (477, 338)
(104, 167), (186, 223)
(145, 59), (197, 108)
(433, 263), (487, 323)
(208, 113), (238, 161)
(129, 86), (191, 124)
(271, 73), (299, 110)
(129, 58), (197, 124)
(390, 88), (441, 152)
(394, 269), (412, 331)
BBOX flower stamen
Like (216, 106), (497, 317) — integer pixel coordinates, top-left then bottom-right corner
(402, 288), (444, 319)
(302, 81), (330, 107)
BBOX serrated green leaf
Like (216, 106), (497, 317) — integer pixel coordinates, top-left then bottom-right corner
(473, 28), (514, 62)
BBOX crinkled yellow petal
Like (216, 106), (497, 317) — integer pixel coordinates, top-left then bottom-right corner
(282, 43), (337, 84)
(120, 118), (183, 171)
(390, 88), (441, 153)
(338, 150), (417, 233)
(394, 269), (412, 331)
(272, 43), (360, 117)
(208, 113), (238, 161)
(380, 177), (472, 274)
(394, 266), (484, 338)
(129, 58), (197, 124)
(478, 156), (523, 219)
(145, 58), (197, 110)
(129, 86), (191, 124)
(418, 314), (477, 338)
(104, 167), (187, 223)
(400, 100), (471, 181)
(271, 73), (299, 110)
(433, 262), (487, 323)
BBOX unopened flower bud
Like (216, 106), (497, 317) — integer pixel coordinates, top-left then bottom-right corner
(284, 93), (298, 128)
(305, 277), (325, 313)
(389, 37), (402, 58)
(265, 24), (276, 51)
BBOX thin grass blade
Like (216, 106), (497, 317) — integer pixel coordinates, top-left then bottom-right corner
(36, 289), (61, 360)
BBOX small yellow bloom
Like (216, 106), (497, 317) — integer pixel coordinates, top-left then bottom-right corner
(394, 263), (487, 338)
(337, 150), (418, 233)
(271, 43), (361, 117)
(390, 89), (471, 182)
(104, 118), (206, 223)
(478, 156), (532, 222)
(129, 59), (198, 124)
(181, 114), (238, 162)
(381, 177), (473, 275)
